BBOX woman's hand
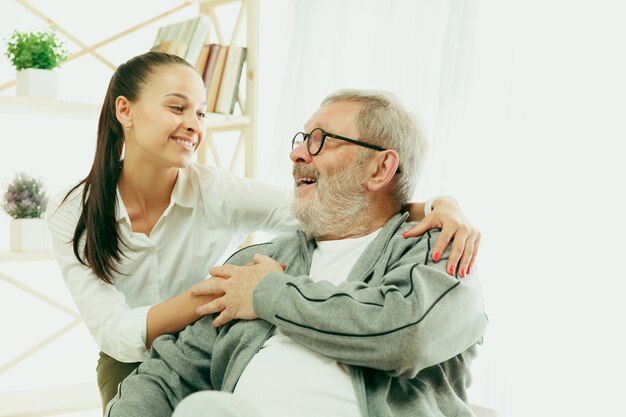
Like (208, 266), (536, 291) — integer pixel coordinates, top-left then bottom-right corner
(404, 198), (480, 278)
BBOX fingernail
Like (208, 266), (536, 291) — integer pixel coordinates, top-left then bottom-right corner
(448, 265), (455, 275)
(281, 264), (286, 270)
(403, 232), (410, 238)
(433, 252), (441, 262)
(467, 266), (472, 274)
(460, 268), (466, 278)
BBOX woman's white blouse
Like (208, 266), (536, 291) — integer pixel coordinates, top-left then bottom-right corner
(46, 163), (297, 362)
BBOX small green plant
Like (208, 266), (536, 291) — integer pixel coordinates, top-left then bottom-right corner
(4, 29), (69, 70)
(2, 173), (49, 219)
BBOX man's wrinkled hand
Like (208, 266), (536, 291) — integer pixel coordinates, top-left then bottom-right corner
(191, 254), (283, 327)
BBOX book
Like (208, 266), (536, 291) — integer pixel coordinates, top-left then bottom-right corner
(151, 24), (169, 51)
(194, 44), (211, 75)
(206, 45), (228, 112)
(151, 20), (183, 54)
(160, 39), (188, 57)
(184, 16), (211, 65)
(202, 44), (221, 85)
(150, 16), (211, 64)
(215, 46), (247, 115)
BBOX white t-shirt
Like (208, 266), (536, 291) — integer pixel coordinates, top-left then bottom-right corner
(46, 163), (297, 362)
(234, 229), (381, 417)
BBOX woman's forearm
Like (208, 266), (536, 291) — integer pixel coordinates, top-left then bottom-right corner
(146, 288), (217, 349)
(407, 197), (459, 222)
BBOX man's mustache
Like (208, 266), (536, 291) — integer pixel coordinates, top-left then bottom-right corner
(292, 165), (319, 179)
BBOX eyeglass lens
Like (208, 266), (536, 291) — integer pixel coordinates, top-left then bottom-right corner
(292, 132), (304, 149)
(292, 128), (325, 154)
(307, 129), (324, 154)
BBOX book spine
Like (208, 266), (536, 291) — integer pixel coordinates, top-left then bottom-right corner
(185, 16), (212, 65)
(228, 48), (246, 114)
(194, 44), (211, 75)
(215, 46), (246, 115)
(206, 46), (228, 113)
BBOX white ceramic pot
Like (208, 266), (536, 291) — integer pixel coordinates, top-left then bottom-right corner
(15, 68), (57, 99)
(9, 218), (51, 252)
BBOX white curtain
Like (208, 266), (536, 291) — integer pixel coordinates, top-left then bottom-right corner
(258, 0), (478, 197)
(256, 1), (626, 416)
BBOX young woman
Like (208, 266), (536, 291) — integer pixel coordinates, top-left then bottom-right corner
(46, 52), (479, 408)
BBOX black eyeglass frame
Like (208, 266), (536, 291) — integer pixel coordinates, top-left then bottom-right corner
(291, 128), (401, 173)
(291, 127), (387, 155)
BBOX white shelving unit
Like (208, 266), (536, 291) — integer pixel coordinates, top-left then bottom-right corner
(0, 96), (100, 119)
(195, 0), (259, 177)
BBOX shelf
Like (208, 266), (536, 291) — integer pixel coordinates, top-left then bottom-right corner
(0, 382), (100, 417)
(189, 0), (243, 5)
(0, 250), (54, 262)
(0, 95), (100, 119)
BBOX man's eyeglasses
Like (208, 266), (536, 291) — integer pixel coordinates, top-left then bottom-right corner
(291, 128), (389, 156)
(291, 128), (401, 173)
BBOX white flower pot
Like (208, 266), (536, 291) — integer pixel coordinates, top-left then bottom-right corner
(10, 218), (51, 252)
(16, 68), (57, 99)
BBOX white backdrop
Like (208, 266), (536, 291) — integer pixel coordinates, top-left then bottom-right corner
(1, 1), (625, 416)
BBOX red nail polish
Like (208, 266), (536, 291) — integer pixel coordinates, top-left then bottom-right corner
(433, 252), (441, 262)
(448, 265), (455, 275)
(467, 266), (472, 274)
(460, 268), (466, 278)
(281, 264), (286, 270)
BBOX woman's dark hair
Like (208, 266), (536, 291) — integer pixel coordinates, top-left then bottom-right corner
(64, 52), (193, 284)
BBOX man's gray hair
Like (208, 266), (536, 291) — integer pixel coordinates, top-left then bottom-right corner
(321, 89), (428, 207)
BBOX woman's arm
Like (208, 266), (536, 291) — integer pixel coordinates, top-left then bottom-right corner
(145, 288), (217, 348)
(204, 167), (298, 236)
(47, 191), (216, 361)
(218, 168), (479, 278)
(48, 208), (150, 361)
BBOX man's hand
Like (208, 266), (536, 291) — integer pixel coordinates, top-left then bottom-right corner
(404, 198), (480, 278)
(191, 254), (283, 327)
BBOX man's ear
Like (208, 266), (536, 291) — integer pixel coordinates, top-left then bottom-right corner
(367, 149), (400, 192)
(115, 96), (133, 128)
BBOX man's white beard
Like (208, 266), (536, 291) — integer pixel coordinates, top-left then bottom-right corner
(292, 157), (370, 239)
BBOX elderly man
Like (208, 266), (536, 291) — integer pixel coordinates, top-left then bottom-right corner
(105, 90), (488, 417)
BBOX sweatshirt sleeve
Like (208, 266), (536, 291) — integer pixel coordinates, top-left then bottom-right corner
(46, 190), (151, 362)
(253, 230), (488, 379)
(105, 316), (218, 417)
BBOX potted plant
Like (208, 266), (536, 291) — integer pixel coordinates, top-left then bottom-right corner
(4, 28), (69, 99)
(2, 173), (50, 252)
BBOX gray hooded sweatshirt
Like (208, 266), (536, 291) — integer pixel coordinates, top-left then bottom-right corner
(106, 213), (488, 417)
